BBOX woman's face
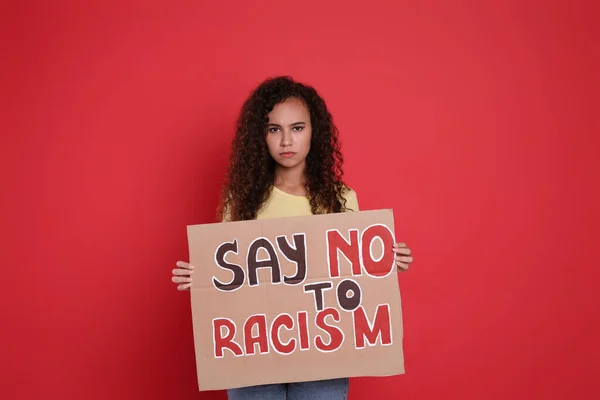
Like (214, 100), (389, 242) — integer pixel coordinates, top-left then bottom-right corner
(265, 97), (312, 170)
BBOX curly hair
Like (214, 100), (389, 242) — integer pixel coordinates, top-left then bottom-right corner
(217, 76), (351, 222)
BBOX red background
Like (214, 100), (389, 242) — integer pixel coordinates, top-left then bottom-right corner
(2, 0), (599, 399)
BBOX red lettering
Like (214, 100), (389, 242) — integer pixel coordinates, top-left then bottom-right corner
(215, 309), (355, 358)
(361, 225), (395, 277)
(327, 229), (361, 278)
(213, 318), (243, 358)
(243, 314), (269, 355)
(315, 308), (344, 352)
(297, 311), (310, 350)
(271, 314), (296, 355)
(353, 304), (392, 348)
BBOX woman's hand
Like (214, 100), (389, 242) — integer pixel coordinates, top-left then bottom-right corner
(393, 243), (413, 271)
(172, 261), (194, 291)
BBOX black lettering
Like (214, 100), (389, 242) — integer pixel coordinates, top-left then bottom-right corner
(303, 282), (333, 311)
(213, 240), (244, 291)
(247, 238), (281, 286)
(277, 234), (307, 285)
(337, 279), (362, 311)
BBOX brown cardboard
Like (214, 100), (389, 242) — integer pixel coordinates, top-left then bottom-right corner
(186, 209), (405, 391)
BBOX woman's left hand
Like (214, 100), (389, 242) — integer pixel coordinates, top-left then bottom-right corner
(393, 242), (413, 271)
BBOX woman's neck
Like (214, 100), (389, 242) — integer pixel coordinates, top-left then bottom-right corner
(274, 164), (307, 195)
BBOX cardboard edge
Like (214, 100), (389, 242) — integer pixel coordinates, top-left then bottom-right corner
(184, 208), (400, 392)
(184, 208), (396, 230)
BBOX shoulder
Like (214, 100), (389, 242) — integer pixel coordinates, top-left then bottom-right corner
(341, 185), (358, 200)
(341, 186), (360, 211)
(221, 207), (231, 222)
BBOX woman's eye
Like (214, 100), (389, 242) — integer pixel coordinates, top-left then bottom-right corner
(268, 127), (280, 133)
(293, 126), (303, 131)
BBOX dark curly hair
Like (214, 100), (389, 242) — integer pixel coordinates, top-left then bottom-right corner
(217, 76), (352, 222)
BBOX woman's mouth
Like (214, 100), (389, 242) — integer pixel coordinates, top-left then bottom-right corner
(280, 152), (296, 158)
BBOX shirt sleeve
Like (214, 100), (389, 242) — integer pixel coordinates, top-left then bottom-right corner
(221, 208), (231, 222)
(344, 188), (360, 212)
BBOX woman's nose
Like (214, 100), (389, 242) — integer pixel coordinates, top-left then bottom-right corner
(281, 130), (292, 146)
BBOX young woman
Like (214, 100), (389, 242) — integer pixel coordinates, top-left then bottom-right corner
(171, 76), (414, 400)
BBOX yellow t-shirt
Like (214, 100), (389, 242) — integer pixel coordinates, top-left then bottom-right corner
(223, 186), (359, 221)
(257, 186), (360, 219)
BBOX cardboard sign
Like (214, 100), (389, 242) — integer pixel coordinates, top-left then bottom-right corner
(186, 209), (405, 391)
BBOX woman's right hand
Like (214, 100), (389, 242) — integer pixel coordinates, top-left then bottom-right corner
(172, 261), (194, 291)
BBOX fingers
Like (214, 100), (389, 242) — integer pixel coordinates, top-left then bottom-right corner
(171, 274), (192, 291)
(176, 261), (194, 270)
(395, 255), (413, 264)
(396, 261), (409, 271)
(172, 276), (192, 284)
(395, 257), (412, 271)
(173, 261), (194, 276)
(393, 243), (411, 256)
(173, 261), (194, 291)
(393, 243), (413, 272)
(172, 268), (193, 276)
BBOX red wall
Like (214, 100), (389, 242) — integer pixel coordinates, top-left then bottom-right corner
(2, 1), (599, 399)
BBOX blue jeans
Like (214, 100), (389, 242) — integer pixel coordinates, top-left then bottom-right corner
(227, 378), (349, 400)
